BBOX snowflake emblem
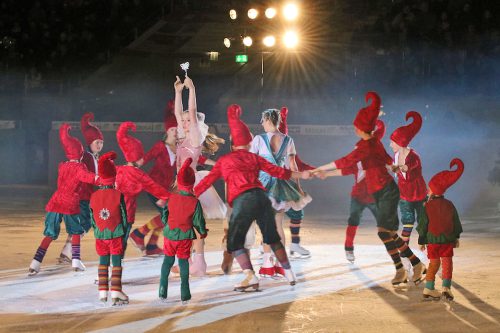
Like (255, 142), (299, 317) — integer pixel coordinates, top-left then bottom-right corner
(99, 208), (110, 220)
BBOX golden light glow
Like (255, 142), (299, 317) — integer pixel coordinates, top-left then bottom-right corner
(265, 7), (277, 19)
(283, 31), (298, 48)
(247, 8), (258, 20)
(263, 35), (276, 47)
(223, 38), (231, 48)
(229, 9), (237, 20)
(283, 3), (299, 21)
(243, 36), (253, 47)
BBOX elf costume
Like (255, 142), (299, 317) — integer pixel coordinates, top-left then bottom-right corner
(28, 124), (97, 275)
(90, 151), (129, 305)
(195, 104), (297, 291)
(159, 158), (207, 303)
(417, 158), (464, 301)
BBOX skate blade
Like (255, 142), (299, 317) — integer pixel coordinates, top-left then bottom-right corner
(73, 268), (86, 272)
(234, 283), (259, 292)
(442, 293), (454, 301)
(100, 298), (108, 303)
(392, 280), (408, 288)
(181, 300), (190, 305)
(27, 269), (39, 276)
(290, 252), (311, 260)
(57, 255), (72, 265)
(422, 295), (441, 301)
(413, 277), (425, 285)
(112, 298), (129, 306)
(289, 281), (296, 286)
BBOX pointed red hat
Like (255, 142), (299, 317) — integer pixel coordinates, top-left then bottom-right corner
(59, 123), (83, 160)
(373, 119), (386, 140)
(390, 111), (422, 147)
(164, 99), (177, 131)
(177, 157), (195, 190)
(429, 158), (464, 195)
(353, 92), (381, 133)
(117, 122), (144, 163)
(80, 112), (104, 146)
(227, 104), (252, 146)
(98, 151), (117, 185)
(279, 106), (288, 135)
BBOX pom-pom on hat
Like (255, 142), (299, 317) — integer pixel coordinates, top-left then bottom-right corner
(98, 151), (117, 185)
(227, 104), (252, 147)
(429, 158), (464, 195)
(373, 119), (386, 140)
(117, 122), (144, 163)
(164, 99), (177, 131)
(177, 158), (195, 190)
(60, 124), (83, 160)
(279, 106), (289, 135)
(80, 112), (104, 146)
(353, 92), (381, 133)
(390, 111), (422, 147)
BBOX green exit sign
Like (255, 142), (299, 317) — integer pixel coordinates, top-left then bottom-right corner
(235, 54), (248, 63)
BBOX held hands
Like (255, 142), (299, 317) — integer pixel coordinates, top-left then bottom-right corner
(419, 244), (426, 251)
(155, 199), (167, 208)
(174, 76), (184, 93)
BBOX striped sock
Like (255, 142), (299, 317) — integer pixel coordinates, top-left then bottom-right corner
(441, 257), (453, 288)
(289, 219), (301, 244)
(34, 236), (53, 262)
(71, 234), (81, 260)
(270, 242), (291, 269)
(378, 232), (403, 270)
(146, 229), (161, 251)
(392, 234), (420, 266)
(233, 249), (253, 271)
(98, 263), (109, 291)
(401, 223), (414, 243)
(345, 225), (358, 251)
(111, 266), (123, 291)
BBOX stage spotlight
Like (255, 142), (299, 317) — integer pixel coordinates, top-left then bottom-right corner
(283, 3), (299, 21)
(248, 8), (258, 19)
(265, 7), (277, 19)
(243, 36), (253, 47)
(224, 38), (231, 48)
(263, 35), (276, 47)
(229, 9), (237, 20)
(283, 31), (298, 48)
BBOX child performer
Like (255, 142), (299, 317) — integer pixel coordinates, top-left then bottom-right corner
(59, 112), (104, 263)
(130, 100), (178, 256)
(115, 122), (170, 256)
(194, 104), (310, 291)
(417, 158), (464, 301)
(28, 124), (98, 275)
(159, 158), (207, 303)
(389, 111), (427, 245)
(312, 92), (426, 286)
(90, 152), (129, 305)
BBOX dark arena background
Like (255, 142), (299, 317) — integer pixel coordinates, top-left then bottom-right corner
(0, 1), (499, 332)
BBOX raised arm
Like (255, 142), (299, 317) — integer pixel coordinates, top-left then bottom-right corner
(174, 76), (184, 128)
(183, 76), (201, 146)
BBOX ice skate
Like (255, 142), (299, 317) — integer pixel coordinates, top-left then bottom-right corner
(442, 287), (454, 301)
(129, 229), (146, 252)
(181, 300), (190, 305)
(391, 267), (408, 286)
(221, 250), (233, 275)
(423, 288), (441, 300)
(284, 268), (297, 286)
(28, 259), (41, 276)
(411, 262), (427, 285)
(289, 243), (311, 259)
(57, 240), (72, 264)
(99, 290), (108, 303)
(401, 257), (412, 273)
(72, 259), (86, 272)
(258, 254), (275, 278)
(234, 269), (259, 292)
(345, 250), (355, 263)
(274, 264), (285, 277)
(189, 253), (207, 277)
(111, 290), (129, 305)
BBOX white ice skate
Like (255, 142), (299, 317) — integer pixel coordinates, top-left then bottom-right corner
(28, 259), (41, 276)
(234, 269), (259, 292)
(345, 250), (355, 263)
(72, 259), (86, 272)
(442, 287), (454, 301)
(111, 290), (129, 305)
(99, 290), (108, 303)
(411, 262), (427, 285)
(289, 243), (311, 259)
(57, 240), (72, 264)
(423, 288), (441, 300)
(284, 268), (296, 286)
(391, 267), (408, 287)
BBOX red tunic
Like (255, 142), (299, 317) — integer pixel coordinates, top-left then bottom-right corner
(334, 138), (393, 194)
(90, 188), (123, 233)
(166, 193), (199, 233)
(341, 163), (375, 204)
(194, 149), (292, 207)
(394, 149), (427, 201)
(116, 165), (170, 223)
(143, 141), (176, 190)
(46, 161), (96, 215)
(78, 151), (97, 201)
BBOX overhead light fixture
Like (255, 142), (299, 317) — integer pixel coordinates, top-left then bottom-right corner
(283, 30), (298, 48)
(224, 38), (231, 48)
(248, 8), (258, 20)
(265, 7), (277, 19)
(263, 35), (276, 47)
(283, 3), (299, 21)
(243, 36), (253, 47)
(229, 9), (237, 20)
